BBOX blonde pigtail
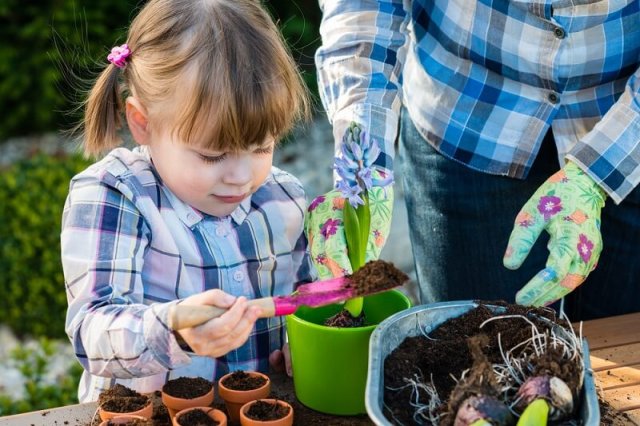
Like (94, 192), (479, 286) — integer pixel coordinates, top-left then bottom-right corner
(82, 64), (125, 157)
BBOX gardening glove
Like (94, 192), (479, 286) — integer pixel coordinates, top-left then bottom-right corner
(503, 161), (607, 307)
(305, 185), (393, 280)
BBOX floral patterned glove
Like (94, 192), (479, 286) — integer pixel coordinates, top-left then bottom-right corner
(305, 185), (393, 280)
(503, 161), (607, 307)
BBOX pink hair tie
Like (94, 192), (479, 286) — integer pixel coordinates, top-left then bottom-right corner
(107, 44), (131, 68)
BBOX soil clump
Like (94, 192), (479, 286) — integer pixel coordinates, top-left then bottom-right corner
(162, 376), (213, 399)
(324, 310), (366, 327)
(324, 259), (409, 328)
(220, 370), (267, 390)
(175, 408), (219, 425)
(98, 384), (150, 413)
(245, 400), (290, 421)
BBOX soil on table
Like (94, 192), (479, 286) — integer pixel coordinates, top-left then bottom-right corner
(98, 384), (150, 413)
(245, 400), (290, 421)
(175, 408), (219, 425)
(324, 259), (409, 328)
(162, 376), (213, 399)
(149, 391), (172, 426)
(598, 398), (639, 425)
(221, 370), (267, 390)
(383, 301), (584, 425)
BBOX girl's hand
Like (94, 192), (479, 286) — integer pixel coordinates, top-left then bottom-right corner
(175, 290), (262, 358)
(269, 343), (292, 377)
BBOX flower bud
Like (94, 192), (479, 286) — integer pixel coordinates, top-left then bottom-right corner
(454, 395), (513, 426)
(516, 376), (573, 420)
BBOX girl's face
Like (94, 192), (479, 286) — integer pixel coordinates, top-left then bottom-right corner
(147, 126), (275, 217)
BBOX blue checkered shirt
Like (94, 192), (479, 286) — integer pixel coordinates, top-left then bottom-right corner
(317, 0), (640, 203)
(62, 147), (314, 402)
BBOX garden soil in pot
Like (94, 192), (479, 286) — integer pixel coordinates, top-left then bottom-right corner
(383, 301), (584, 425)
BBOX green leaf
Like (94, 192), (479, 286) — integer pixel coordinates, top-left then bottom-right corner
(343, 201), (362, 270)
(344, 297), (364, 317)
(470, 420), (493, 426)
(343, 193), (371, 317)
(516, 399), (549, 426)
(357, 194), (371, 266)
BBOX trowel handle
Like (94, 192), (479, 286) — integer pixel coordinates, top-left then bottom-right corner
(168, 298), (277, 330)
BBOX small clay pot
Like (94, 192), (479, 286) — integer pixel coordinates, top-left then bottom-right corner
(217, 371), (271, 423)
(162, 377), (215, 418)
(98, 415), (150, 425)
(98, 398), (153, 422)
(239, 399), (293, 426)
(172, 406), (227, 426)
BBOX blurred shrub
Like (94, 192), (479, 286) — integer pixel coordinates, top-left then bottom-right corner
(0, 0), (138, 140)
(0, 338), (83, 415)
(267, 0), (322, 101)
(0, 152), (91, 339)
(0, 0), (321, 141)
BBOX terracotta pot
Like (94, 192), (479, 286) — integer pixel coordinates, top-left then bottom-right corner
(98, 415), (149, 425)
(98, 398), (153, 421)
(239, 399), (293, 426)
(286, 289), (411, 415)
(162, 383), (215, 419)
(217, 371), (271, 424)
(172, 406), (227, 426)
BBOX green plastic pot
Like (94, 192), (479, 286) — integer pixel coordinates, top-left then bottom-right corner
(286, 289), (411, 415)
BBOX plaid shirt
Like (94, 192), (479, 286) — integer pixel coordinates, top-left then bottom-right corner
(62, 147), (314, 402)
(317, 0), (640, 203)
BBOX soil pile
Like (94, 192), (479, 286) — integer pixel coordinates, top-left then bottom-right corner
(175, 408), (219, 425)
(162, 376), (213, 399)
(98, 384), (150, 413)
(324, 259), (409, 327)
(245, 400), (291, 421)
(221, 370), (268, 390)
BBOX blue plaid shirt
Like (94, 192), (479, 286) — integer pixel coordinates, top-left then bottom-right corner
(62, 147), (314, 402)
(317, 0), (640, 203)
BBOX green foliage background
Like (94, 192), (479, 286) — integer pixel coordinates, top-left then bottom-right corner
(0, 153), (92, 339)
(0, 340), (84, 416)
(0, 0), (320, 141)
(0, 1), (138, 140)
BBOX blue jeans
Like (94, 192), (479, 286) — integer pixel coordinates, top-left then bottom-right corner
(398, 109), (640, 321)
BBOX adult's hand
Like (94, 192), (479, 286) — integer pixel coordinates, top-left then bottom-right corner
(305, 186), (393, 279)
(504, 161), (606, 306)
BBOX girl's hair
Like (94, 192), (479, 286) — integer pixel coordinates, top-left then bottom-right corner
(83, 0), (310, 156)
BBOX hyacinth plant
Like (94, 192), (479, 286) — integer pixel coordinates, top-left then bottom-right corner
(334, 122), (393, 317)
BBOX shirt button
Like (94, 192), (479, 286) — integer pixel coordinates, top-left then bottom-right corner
(215, 226), (226, 237)
(233, 271), (244, 281)
(548, 92), (560, 104)
(553, 27), (566, 39)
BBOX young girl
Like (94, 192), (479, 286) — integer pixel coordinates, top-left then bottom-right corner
(62, 0), (312, 403)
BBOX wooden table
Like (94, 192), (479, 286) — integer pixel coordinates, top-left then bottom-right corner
(1, 312), (638, 425)
(580, 312), (640, 424)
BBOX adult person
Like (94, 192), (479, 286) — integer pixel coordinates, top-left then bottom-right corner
(311, 0), (640, 320)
